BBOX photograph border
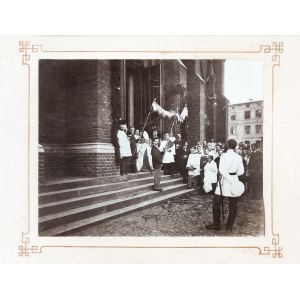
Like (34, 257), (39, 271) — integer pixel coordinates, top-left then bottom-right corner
(18, 40), (283, 259)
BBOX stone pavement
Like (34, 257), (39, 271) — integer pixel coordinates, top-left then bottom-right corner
(70, 192), (265, 237)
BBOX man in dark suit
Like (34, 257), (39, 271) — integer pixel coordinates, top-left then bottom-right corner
(151, 137), (163, 192)
(214, 146), (224, 169)
(174, 134), (184, 174)
(177, 141), (190, 183)
(127, 127), (137, 173)
(248, 143), (263, 200)
(150, 124), (161, 142)
(199, 152), (208, 194)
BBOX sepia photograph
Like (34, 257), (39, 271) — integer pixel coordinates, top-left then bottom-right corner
(38, 58), (264, 237)
(2, 33), (300, 264)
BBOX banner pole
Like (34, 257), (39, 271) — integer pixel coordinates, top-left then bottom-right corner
(132, 100), (154, 158)
(141, 101), (154, 137)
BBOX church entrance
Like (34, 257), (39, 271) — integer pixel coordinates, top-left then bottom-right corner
(121, 60), (163, 135)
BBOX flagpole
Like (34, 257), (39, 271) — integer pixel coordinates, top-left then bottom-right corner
(170, 115), (176, 135)
(170, 107), (179, 135)
(132, 100), (154, 158)
(141, 100), (154, 137)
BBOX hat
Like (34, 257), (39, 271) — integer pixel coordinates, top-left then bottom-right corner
(119, 119), (127, 125)
(230, 181), (245, 197)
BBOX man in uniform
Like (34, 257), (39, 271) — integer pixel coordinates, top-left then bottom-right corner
(205, 139), (244, 232)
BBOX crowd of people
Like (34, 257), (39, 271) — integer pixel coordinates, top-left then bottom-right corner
(116, 120), (263, 232)
(116, 120), (263, 200)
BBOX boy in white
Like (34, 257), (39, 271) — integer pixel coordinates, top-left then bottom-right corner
(203, 155), (218, 194)
(186, 146), (201, 189)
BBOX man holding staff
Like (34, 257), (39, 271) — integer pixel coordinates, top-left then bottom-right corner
(205, 139), (244, 232)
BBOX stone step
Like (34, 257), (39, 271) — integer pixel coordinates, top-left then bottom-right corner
(39, 187), (193, 236)
(39, 171), (161, 193)
(39, 183), (189, 233)
(39, 174), (181, 204)
(39, 177), (183, 216)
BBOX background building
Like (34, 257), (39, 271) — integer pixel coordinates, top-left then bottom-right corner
(227, 99), (263, 147)
(39, 59), (228, 183)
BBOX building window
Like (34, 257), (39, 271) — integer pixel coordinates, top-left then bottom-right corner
(256, 140), (261, 146)
(231, 113), (236, 120)
(256, 109), (262, 118)
(245, 125), (251, 134)
(246, 104), (250, 108)
(231, 126), (236, 135)
(245, 111), (251, 119)
(245, 140), (250, 145)
(231, 106), (235, 109)
(256, 125), (262, 133)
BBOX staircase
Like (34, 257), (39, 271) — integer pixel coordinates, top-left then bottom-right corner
(39, 172), (193, 236)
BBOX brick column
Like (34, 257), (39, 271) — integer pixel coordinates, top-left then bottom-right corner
(214, 60), (227, 142)
(162, 60), (186, 135)
(184, 60), (205, 146)
(64, 60), (120, 177)
(38, 144), (45, 184)
(39, 60), (67, 179)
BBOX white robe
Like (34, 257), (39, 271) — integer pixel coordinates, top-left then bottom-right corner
(204, 161), (218, 184)
(117, 130), (132, 157)
(215, 149), (244, 197)
(186, 153), (201, 176)
(159, 140), (175, 163)
(136, 143), (153, 171)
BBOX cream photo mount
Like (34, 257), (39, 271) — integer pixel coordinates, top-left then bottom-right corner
(18, 40), (283, 259)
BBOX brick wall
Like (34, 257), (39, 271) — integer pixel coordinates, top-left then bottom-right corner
(205, 60), (226, 143)
(214, 60), (227, 142)
(199, 80), (206, 142)
(162, 60), (185, 135)
(39, 61), (68, 178)
(39, 151), (45, 184)
(63, 60), (119, 177)
(39, 60), (121, 179)
(64, 60), (113, 144)
(96, 60), (113, 143)
(184, 60), (201, 146)
(39, 60), (67, 145)
(65, 60), (98, 144)
(65, 152), (119, 177)
(44, 151), (66, 178)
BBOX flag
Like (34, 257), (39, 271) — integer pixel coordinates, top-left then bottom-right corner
(152, 100), (177, 120)
(151, 100), (188, 123)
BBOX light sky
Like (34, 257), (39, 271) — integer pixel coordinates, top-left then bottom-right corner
(224, 60), (263, 104)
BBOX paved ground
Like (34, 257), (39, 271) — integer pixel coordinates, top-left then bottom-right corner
(71, 192), (265, 237)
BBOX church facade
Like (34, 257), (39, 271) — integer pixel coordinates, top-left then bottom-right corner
(39, 59), (228, 183)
